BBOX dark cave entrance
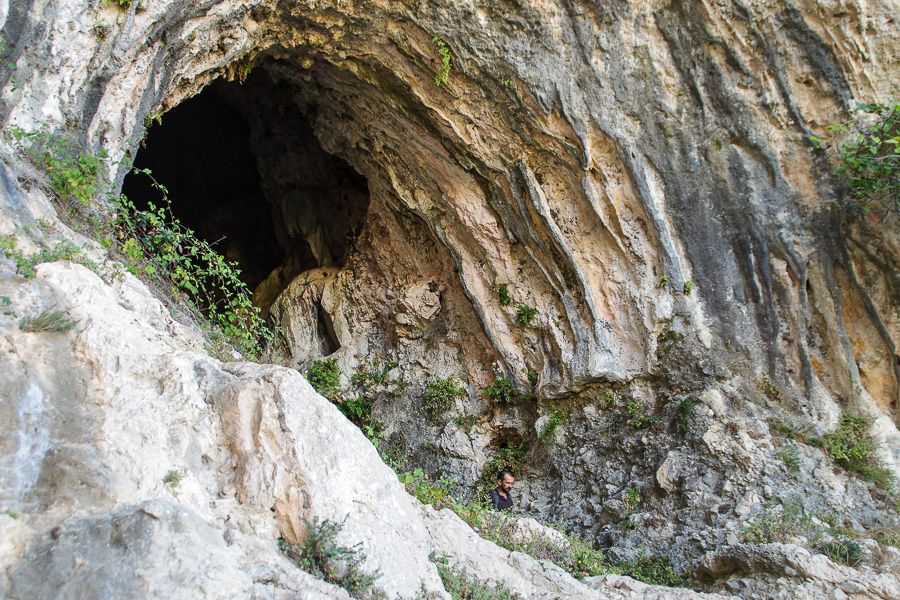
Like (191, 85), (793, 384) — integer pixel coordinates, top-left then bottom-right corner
(122, 69), (371, 317)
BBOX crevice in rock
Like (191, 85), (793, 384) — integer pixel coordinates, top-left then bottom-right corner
(122, 69), (371, 311)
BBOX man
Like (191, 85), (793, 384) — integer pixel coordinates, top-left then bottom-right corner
(489, 469), (515, 510)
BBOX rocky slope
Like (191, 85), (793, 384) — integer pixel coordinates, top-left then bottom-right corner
(0, 0), (898, 598)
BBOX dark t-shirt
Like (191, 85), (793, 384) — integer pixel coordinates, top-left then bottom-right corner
(490, 488), (513, 511)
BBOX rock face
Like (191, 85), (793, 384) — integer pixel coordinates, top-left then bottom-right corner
(0, 0), (898, 598)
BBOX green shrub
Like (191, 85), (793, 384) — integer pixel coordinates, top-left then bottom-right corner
(279, 518), (379, 598)
(162, 470), (181, 487)
(399, 468), (456, 508)
(19, 306), (76, 333)
(779, 442), (801, 475)
(538, 410), (567, 442)
(682, 281), (695, 295)
(423, 377), (467, 421)
(811, 101), (899, 215)
(514, 303), (537, 327)
(612, 555), (685, 587)
(819, 537), (864, 567)
(657, 274), (669, 289)
(495, 284), (511, 306)
(350, 359), (396, 392)
(740, 498), (815, 544)
(674, 397), (695, 433)
(434, 555), (520, 600)
(10, 127), (106, 206)
(112, 180), (272, 357)
(526, 369), (538, 389)
(484, 378), (516, 405)
(453, 414), (480, 431)
(0, 236), (96, 279)
(432, 36), (452, 87)
(625, 398), (655, 429)
(306, 357), (341, 398)
(817, 412), (895, 487)
(336, 395), (384, 447)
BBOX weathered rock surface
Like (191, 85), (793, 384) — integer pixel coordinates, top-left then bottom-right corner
(0, 0), (898, 597)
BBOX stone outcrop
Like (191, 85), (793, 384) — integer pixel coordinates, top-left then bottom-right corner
(0, 0), (898, 597)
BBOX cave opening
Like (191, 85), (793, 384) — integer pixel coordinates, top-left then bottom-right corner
(122, 68), (371, 315)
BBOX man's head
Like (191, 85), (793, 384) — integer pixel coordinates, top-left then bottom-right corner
(497, 469), (515, 492)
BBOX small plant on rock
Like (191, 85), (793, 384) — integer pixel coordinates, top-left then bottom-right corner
(484, 378), (516, 405)
(495, 284), (512, 306)
(423, 376), (467, 422)
(758, 375), (783, 401)
(814, 412), (894, 487)
(625, 398), (655, 429)
(162, 470), (181, 487)
(434, 555), (520, 599)
(279, 518), (380, 598)
(657, 274), (669, 289)
(538, 409), (567, 442)
(432, 36), (452, 87)
(306, 357), (341, 398)
(682, 280), (695, 295)
(779, 442), (801, 475)
(819, 536), (864, 567)
(674, 397), (696, 434)
(514, 303), (537, 327)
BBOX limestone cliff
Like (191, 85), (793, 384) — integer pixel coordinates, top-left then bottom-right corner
(0, 0), (898, 598)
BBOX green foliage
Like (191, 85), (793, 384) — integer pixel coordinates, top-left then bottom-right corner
(682, 280), (695, 295)
(484, 378), (516, 405)
(399, 468), (457, 508)
(336, 395), (384, 446)
(625, 398), (655, 429)
(452, 414), (480, 431)
(307, 358), (341, 397)
(526, 369), (539, 389)
(740, 498), (817, 545)
(19, 306), (76, 333)
(494, 284), (511, 306)
(10, 127), (107, 206)
(657, 274), (669, 289)
(1, 235), (96, 280)
(674, 397), (696, 433)
(162, 470), (181, 487)
(423, 377), (467, 421)
(613, 555), (685, 587)
(780, 442), (801, 475)
(819, 537), (864, 567)
(812, 101), (898, 216)
(143, 112), (163, 129)
(538, 410), (567, 442)
(623, 486), (641, 514)
(816, 412), (895, 487)
(432, 36), (452, 87)
(513, 303), (537, 327)
(434, 555), (520, 600)
(2, 508), (19, 519)
(279, 518), (380, 598)
(350, 359), (397, 393)
(758, 375), (783, 401)
(112, 175), (273, 357)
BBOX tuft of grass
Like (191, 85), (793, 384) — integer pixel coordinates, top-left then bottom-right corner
(758, 375), (783, 401)
(423, 377), (467, 422)
(513, 303), (537, 327)
(682, 280), (695, 295)
(624, 398), (656, 429)
(674, 397), (696, 434)
(657, 274), (669, 289)
(306, 357), (341, 398)
(162, 469), (181, 487)
(819, 537), (864, 567)
(779, 442), (801, 475)
(484, 378), (516, 405)
(279, 518), (380, 598)
(19, 306), (76, 333)
(1, 235), (96, 279)
(453, 414), (480, 431)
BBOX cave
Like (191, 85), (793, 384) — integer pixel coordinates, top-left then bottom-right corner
(122, 68), (371, 312)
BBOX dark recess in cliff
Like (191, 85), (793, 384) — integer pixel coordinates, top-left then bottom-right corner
(122, 70), (371, 305)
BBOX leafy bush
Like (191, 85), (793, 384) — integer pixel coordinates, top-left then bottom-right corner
(434, 555), (520, 600)
(484, 378), (516, 405)
(423, 377), (467, 421)
(811, 101), (899, 216)
(10, 127), (107, 206)
(279, 518), (379, 598)
(514, 303), (537, 327)
(432, 36), (452, 87)
(625, 398), (655, 429)
(112, 178), (272, 357)
(453, 414), (480, 431)
(399, 468), (457, 508)
(613, 555), (685, 587)
(494, 284), (511, 306)
(336, 395), (384, 447)
(306, 357), (341, 398)
(19, 306), (76, 333)
(816, 412), (895, 487)
(682, 280), (695, 295)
